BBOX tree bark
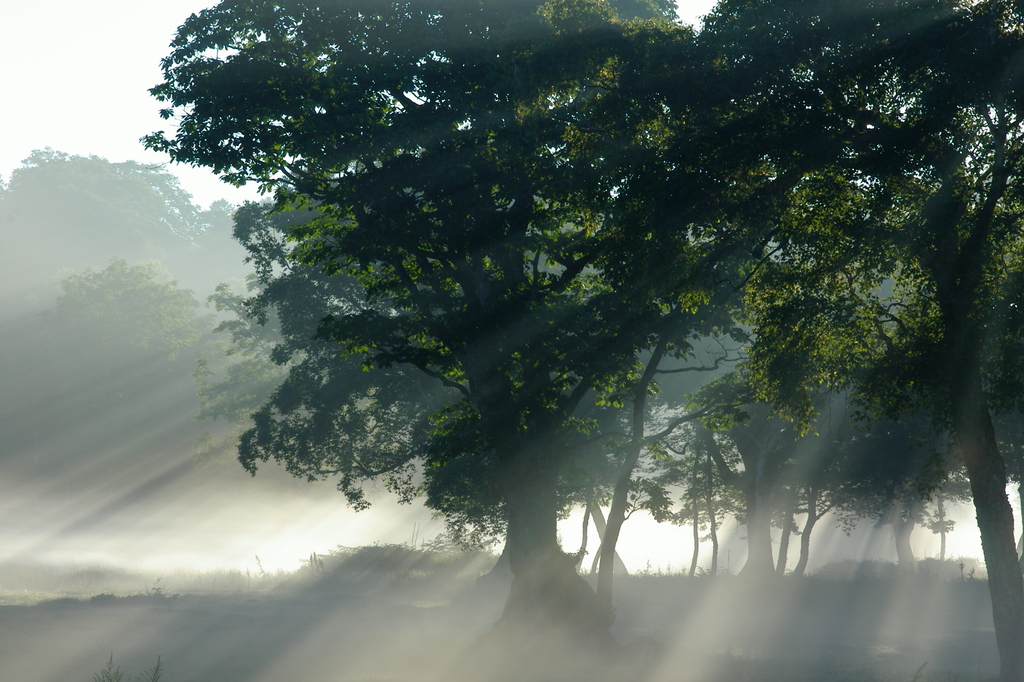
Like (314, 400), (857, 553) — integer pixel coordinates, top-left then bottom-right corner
(740, 446), (776, 577)
(793, 498), (817, 578)
(596, 435), (642, 607)
(706, 463), (720, 576)
(955, 382), (1024, 682)
(587, 499), (628, 577)
(498, 449), (611, 636)
(705, 425), (777, 578)
(776, 487), (798, 575)
(935, 495), (947, 563)
(575, 503), (590, 570)
(479, 541), (512, 584)
(689, 487), (700, 577)
(776, 513), (792, 576)
(595, 342), (665, 609)
(890, 506), (917, 572)
(1016, 482), (1024, 572)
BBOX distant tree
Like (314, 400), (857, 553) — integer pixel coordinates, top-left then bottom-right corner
(191, 279), (287, 466)
(690, 387), (801, 579)
(831, 417), (952, 572)
(659, 423), (743, 576)
(49, 257), (206, 363)
(787, 428), (855, 578)
(0, 149), (247, 306)
(0, 258), (211, 483)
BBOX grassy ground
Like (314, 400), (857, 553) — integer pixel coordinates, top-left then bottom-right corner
(0, 549), (1000, 682)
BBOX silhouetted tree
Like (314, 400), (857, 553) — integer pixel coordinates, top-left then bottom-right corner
(145, 0), (776, 635)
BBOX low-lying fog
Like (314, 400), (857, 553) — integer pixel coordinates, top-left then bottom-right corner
(0, 546), (998, 682)
(0, 440), (999, 682)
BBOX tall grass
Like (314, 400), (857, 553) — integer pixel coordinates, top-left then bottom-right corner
(92, 653), (162, 682)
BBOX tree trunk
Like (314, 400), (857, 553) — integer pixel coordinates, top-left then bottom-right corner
(700, 450), (718, 575)
(935, 495), (947, 563)
(776, 486), (798, 576)
(498, 452), (611, 636)
(575, 503), (591, 570)
(479, 541), (512, 584)
(689, 492), (700, 577)
(596, 446), (639, 610)
(587, 499), (628, 577)
(955, 385), (1024, 682)
(708, 499), (719, 576)
(891, 507), (917, 572)
(741, 449), (775, 577)
(1017, 482), (1024, 572)
(793, 492), (818, 578)
(596, 342), (664, 610)
(776, 513), (792, 576)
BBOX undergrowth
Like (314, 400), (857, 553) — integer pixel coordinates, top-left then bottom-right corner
(92, 653), (162, 682)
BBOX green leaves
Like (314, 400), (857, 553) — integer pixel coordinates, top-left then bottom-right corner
(719, 0), (1024, 429)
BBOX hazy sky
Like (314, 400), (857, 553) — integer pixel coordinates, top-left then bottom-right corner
(1, 1), (719, 209)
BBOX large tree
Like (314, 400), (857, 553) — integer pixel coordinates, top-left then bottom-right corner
(146, 0), (804, 637)
(146, 0), (672, 635)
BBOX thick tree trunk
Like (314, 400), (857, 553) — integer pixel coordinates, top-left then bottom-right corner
(498, 453), (611, 637)
(479, 541), (512, 584)
(743, 495), (775, 577)
(956, 389), (1024, 682)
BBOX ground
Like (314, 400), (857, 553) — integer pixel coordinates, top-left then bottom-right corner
(0, 550), (1000, 682)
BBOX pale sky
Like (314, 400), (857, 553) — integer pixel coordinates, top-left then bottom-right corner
(0, 1), (719, 209)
